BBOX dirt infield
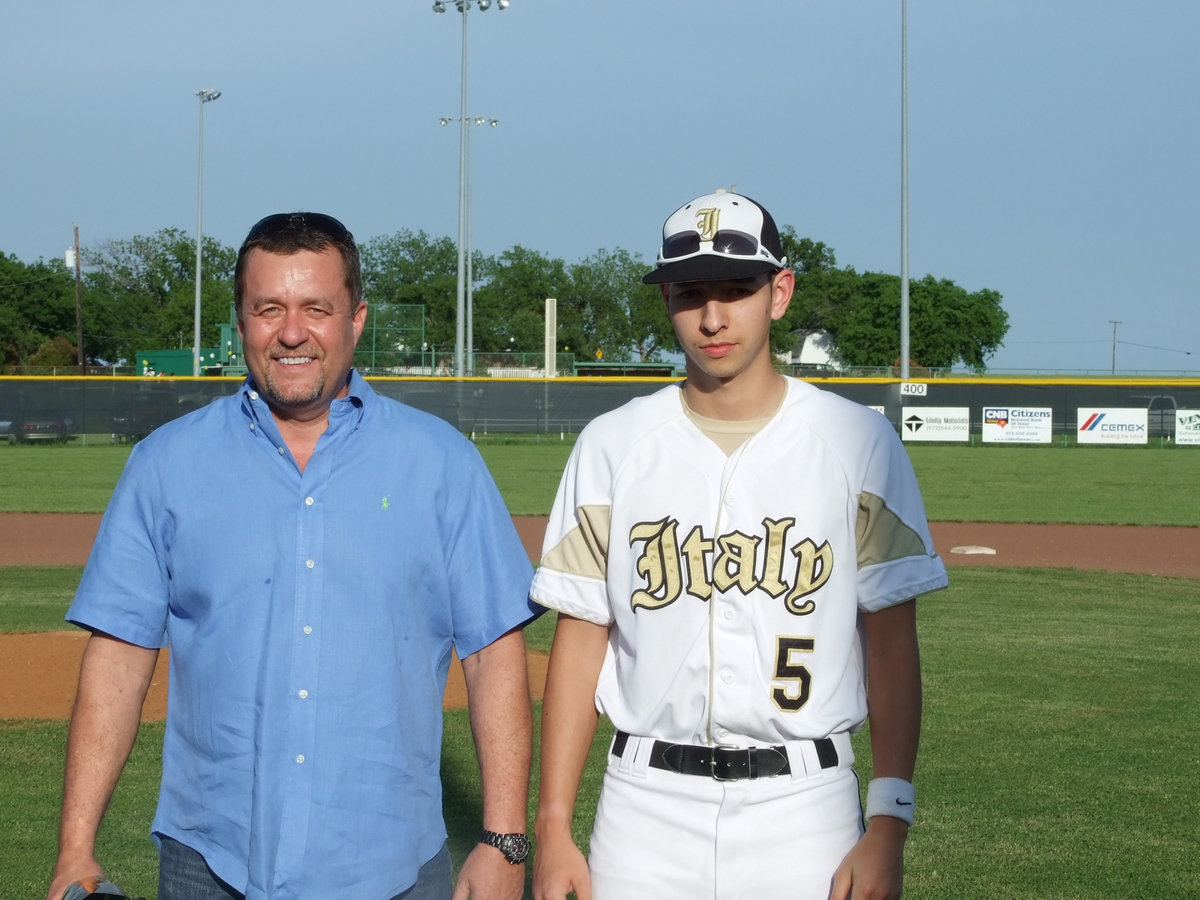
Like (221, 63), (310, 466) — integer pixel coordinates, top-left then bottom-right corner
(2, 513), (1197, 721)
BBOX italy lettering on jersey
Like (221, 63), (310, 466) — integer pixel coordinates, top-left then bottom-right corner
(628, 515), (832, 616)
(531, 379), (948, 747)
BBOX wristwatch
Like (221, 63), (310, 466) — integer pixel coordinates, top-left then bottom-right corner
(479, 829), (531, 865)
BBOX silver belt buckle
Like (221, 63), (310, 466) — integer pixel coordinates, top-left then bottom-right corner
(710, 744), (744, 781)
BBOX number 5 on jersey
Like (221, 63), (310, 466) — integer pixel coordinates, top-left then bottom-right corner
(772, 636), (815, 711)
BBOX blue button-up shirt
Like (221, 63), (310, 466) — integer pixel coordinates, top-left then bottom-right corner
(68, 372), (538, 898)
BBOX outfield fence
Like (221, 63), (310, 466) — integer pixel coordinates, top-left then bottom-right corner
(2, 375), (1199, 443)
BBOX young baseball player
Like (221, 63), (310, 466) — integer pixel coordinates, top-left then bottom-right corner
(530, 190), (948, 900)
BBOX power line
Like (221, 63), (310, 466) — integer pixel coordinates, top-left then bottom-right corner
(0, 271), (67, 288)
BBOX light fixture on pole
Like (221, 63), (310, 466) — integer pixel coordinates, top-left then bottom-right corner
(193, 88), (221, 377)
(440, 115), (499, 376)
(433, 0), (509, 377)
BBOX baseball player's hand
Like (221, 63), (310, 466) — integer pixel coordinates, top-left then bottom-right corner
(829, 816), (908, 900)
(532, 830), (590, 900)
(452, 843), (525, 900)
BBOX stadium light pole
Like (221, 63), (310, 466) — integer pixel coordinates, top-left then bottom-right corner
(440, 115), (499, 376)
(434, 0), (509, 377)
(193, 88), (221, 377)
(899, 0), (910, 381)
(1109, 320), (1121, 375)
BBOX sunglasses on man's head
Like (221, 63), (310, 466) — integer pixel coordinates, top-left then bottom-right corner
(659, 229), (785, 268)
(246, 212), (353, 243)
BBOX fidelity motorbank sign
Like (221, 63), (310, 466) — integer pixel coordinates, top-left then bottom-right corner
(1077, 408), (1148, 445)
(901, 407), (970, 442)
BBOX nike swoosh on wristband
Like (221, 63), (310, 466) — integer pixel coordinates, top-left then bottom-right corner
(896, 799), (914, 806)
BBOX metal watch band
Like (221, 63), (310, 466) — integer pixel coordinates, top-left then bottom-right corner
(478, 829), (530, 865)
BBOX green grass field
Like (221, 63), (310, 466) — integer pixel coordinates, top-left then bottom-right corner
(2, 440), (1197, 897)
(1, 439), (1198, 524)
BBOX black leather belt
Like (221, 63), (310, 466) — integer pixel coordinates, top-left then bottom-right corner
(612, 731), (838, 781)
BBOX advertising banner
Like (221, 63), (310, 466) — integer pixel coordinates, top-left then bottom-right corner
(1175, 410), (1200, 446)
(901, 407), (970, 442)
(982, 406), (1052, 444)
(1077, 408), (1148, 445)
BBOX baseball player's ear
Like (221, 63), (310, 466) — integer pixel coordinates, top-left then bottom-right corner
(769, 269), (795, 321)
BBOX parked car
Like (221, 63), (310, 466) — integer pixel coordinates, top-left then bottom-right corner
(1146, 395), (1177, 439)
(111, 391), (182, 443)
(9, 416), (74, 444)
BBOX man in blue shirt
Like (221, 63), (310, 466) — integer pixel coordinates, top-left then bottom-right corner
(47, 213), (539, 900)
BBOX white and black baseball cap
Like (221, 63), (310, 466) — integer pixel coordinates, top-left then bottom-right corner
(643, 190), (788, 285)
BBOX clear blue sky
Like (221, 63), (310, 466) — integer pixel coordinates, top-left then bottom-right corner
(3, 1), (1197, 374)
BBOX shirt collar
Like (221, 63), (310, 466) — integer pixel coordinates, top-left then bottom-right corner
(238, 369), (372, 436)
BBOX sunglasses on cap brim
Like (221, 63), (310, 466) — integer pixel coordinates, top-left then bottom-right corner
(657, 228), (786, 269)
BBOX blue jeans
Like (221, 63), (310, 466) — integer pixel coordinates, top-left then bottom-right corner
(157, 835), (452, 900)
(157, 837), (241, 900)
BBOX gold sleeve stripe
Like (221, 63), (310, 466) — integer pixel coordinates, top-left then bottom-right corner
(856, 492), (929, 569)
(540, 504), (611, 580)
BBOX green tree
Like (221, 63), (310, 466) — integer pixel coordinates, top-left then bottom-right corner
(775, 227), (840, 354)
(472, 246), (570, 355)
(360, 229), (458, 361)
(907, 275), (1007, 371)
(566, 248), (674, 363)
(773, 225), (1008, 371)
(25, 335), (78, 369)
(0, 252), (77, 367)
(824, 271), (1008, 371)
(83, 230), (235, 366)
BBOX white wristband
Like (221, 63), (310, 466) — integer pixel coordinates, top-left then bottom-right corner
(865, 777), (915, 825)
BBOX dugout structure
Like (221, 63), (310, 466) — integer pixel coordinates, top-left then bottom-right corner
(1, 375), (1198, 441)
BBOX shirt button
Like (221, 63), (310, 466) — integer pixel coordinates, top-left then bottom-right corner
(298, 689), (308, 699)
(250, 391), (259, 400)
(295, 755), (305, 764)
(305, 496), (314, 506)
(249, 423), (256, 432)
(303, 625), (313, 635)
(721, 670), (734, 684)
(277, 446), (286, 455)
(723, 608), (734, 620)
(306, 559), (315, 569)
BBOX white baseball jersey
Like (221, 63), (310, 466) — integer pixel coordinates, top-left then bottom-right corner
(531, 378), (948, 747)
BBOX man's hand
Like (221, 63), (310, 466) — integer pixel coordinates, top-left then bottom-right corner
(452, 843), (526, 900)
(830, 816), (909, 900)
(532, 829), (591, 900)
(46, 862), (105, 900)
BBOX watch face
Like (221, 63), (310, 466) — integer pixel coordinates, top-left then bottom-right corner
(500, 833), (531, 863)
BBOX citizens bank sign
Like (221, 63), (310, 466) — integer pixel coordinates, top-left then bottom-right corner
(982, 407), (1052, 444)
